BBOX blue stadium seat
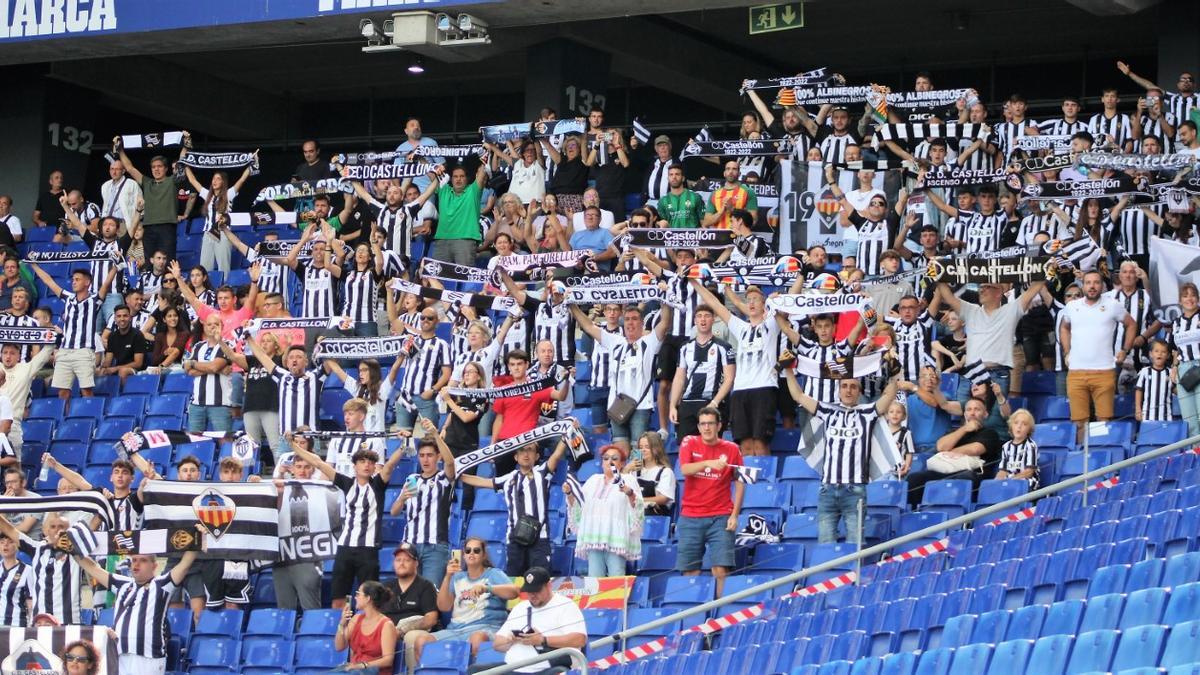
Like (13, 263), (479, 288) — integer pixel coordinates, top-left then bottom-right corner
(1033, 422), (1076, 450)
(1028, 634), (1073, 673)
(660, 575), (715, 610)
(986, 639), (1034, 675)
(752, 543), (806, 574)
(1065, 629), (1119, 674)
(27, 398), (65, 422)
(94, 418), (135, 443)
(65, 396), (105, 420)
(194, 609), (243, 639)
(1086, 564), (1130, 599)
(240, 636), (294, 669)
(641, 515), (671, 546)
(464, 514), (507, 542)
(976, 479), (1029, 510)
(296, 609), (342, 638)
(1163, 552), (1200, 588)
(243, 608), (296, 637)
(48, 442), (87, 469)
(1039, 398), (1073, 423)
(52, 418), (93, 442)
(148, 393), (188, 417)
(782, 512), (821, 543)
(414, 639), (471, 674)
(1137, 420), (1189, 447)
(920, 479), (973, 518)
(1061, 450), (1114, 479)
(293, 636), (347, 668)
(320, 388), (353, 422)
(743, 456), (778, 482)
(1161, 619), (1200, 669)
(1022, 371), (1056, 395)
(1121, 586), (1168, 628)
(1163, 581), (1200, 625)
(107, 395), (147, 419)
(781, 455), (822, 483)
(122, 373), (161, 395)
(188, 636), (238, 670)
(162, 372), (192, 394)
(145, 415), (185, 434)
(1111, 623), (1168, 672)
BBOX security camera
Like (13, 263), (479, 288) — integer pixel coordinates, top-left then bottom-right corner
(457, 13), (487, 32)
(359, 19), (377, 38)
(434, 13), (458, 33)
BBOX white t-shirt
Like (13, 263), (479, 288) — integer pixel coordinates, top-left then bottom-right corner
(598, 331), (661, 410)
(343, 378), (393, 433)
(727, 314), (781, 390)
(958, 300), (1023, 368)
(497, 594), (587, 673)
(1062, 297), (1129, 370)
(0, 215), (21, 239)
(571, 209), (615, 233)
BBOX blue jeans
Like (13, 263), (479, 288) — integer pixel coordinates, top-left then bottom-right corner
(100, 293), (121, 326)
(229, 372), (245, 408)
(413, 543), (449, 588)
(818, 484), (866, 545)
(610, 408), (650, 444)
(588, 386), (610, 431)
(347, 321), (378, 338)
(675, 515), (735, 572)
(395, 395), (440, 430)
(956, 366), (1011, 403)
(587, 550), (626, 577)
(188, 404), (232, 434)
(1179, 361), (1200, 437)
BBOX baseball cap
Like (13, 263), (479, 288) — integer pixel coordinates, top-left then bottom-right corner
(32, 613), (60, 627)
(393, 543), (419, 561)
(522, 567), (552, 593)
(653, 135), (671, 146)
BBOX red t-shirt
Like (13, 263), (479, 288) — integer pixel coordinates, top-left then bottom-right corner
(493, 386), (553, 440)
(679, 435), (743, 518)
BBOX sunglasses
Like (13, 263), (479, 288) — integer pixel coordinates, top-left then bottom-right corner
(64, 655), (92, 664)
(421, 315), (437, 321)
(463, 547), (483, 554)
(869, 201), (887, 207)
(163, 278), (178, 284)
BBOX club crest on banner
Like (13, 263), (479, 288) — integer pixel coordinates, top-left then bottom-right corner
(3, 639), (61, 672)
(193, 489), (237, 539)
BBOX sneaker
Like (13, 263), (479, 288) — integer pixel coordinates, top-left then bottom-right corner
(656, 428), (669, 442)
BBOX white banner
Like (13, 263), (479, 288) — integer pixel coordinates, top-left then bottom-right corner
(1148, 236), (1200, 322)
(778, 160), (847, 254)
(766, 292), (869, 316)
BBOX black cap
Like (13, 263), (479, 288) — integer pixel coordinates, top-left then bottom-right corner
(522, 567), (552, 593)
(394, 543), (419, 561)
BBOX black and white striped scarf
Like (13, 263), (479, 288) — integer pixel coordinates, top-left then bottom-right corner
(740, 68), (830, 93)
(24, 250), (120, 264)
(874, 123), (990, 143)
(453, 420), (589, 474)
(312, 334), (413, 360)
(179, 151), (260, 175)
(0, 325), (60, 344)
(343, 163), (434, 181)
(253, 178), (352, 204)
(0, 492), (116, 529)
(562, 285), (661, 305)
(333, 151), (404, 165)
(962, 360), (992, 385)
(412, 144), (483, 158)
(631, 118), (651, 145)
(388, 278), (520, 314)
(445, 375), (557, 401)
(118, 131), (186, 149)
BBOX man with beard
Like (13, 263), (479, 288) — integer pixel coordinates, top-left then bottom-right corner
(655, 166), (703, 229)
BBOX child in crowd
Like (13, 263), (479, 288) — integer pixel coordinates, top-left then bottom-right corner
(887, 400), (915, 478)
(996, 408), (1039, 489)
(1135, 339), (1176, 422)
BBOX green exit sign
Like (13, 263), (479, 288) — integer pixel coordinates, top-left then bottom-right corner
(749, 2), (804, 34)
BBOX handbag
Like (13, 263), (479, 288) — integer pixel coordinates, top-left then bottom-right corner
(1181, 365), (1200, 392)
(608, 361), (656, 425)
(510, 514), (543, 547)
(926, 452), (985, 474)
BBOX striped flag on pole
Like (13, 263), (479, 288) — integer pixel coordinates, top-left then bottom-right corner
(631, 118), (651, 145)
(0, 626), (118, 674)
(142, 481), (280, 560)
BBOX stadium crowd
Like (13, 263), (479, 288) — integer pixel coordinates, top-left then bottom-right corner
(0, 59), (1196, 674)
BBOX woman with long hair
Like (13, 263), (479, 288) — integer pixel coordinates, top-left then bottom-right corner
(335, 580), (398, 674)
(439, 360), (489, 511)
(151, 305), (190, 370)
(566, 444), (644, 576)
(407, 537), (517, 671)
(483, 192), (530, 252)
(527, 193), (572, 254)
(61, 640), (100, 675)
(183, 265), (216, 323)
(183, 141), (256, 273)
(624, 431), (676, 517)
(387, 291), (424, 335)
(325, 357), (401, 433)
(899, 366), (952, 453)
(1171, 282), (1200, 436)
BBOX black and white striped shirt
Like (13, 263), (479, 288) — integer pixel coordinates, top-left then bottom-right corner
(992, 119), (1039, 160)
(1116, 206), (1162, 257)
(18, 534), (81, 625)
(1137, 114), (1175, 153)
(452, 342), (501, 388)
(334, 473), (387, 549)
(645, 158), (678, 202)
(399, 336), (452, 401)
(325, 435), (386, 478)
(999, 438), (1039, 489)
(299, 261), (336, 318)
(956, 138), (993, 172)
(185, 288), (219, 324)
(796, 336), (851, 404)
(110, 493), (144, 532)
(255, 258), (289, 298)
(1107, 288), (1155, 356)
(727, 315), (781, 390)
(1166, 93), (1200, 140)
(848, 212), (898, 277)
(494, 464), (553, 541)
(82, 232), (125, 296)
(402, 472), (453, 545)
(893, 426), (915, 458)
(598, 332), (662, 410)
(1039, 118), (1089, 138)
(819, 133), (857, 165)
(532, 299), (575, 364)
(588, 324), (622, 389)
(887, 311), (936, 382)
(1088, 113), (1133, 150)
(1171, 311), (1200, 362)
(272, 366), (325, 435)
(341, 267), (379, 324)
(105, 308), (152, 334)
(138, 269), (165, 298)
(1136, 366), (1174, 421)
(109, 572), (175, 658)
(369, 199), (418, 263)
(58, 290), (101, 350)
(0, 561), (31, 627)
(814, 402), (879, 485)
(663, 272), (704, 339)
(946, 210), (1006, 254)
(188, 340), (230, 407)
(678, 338), (731, 402)
(494, 312), (529, 377)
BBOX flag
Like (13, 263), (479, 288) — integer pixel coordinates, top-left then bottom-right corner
(631, 118), (651, 145)
(0, 491), (116, 529)
(142, 481), (280, 560)
(277, 480), (344, 563)
(962, 360), (991, 385)
(0, 627), (118, 674)
(1149, 236), (1200, 318)
(794, 408), (904, 481)
(734, 465), (762, 484)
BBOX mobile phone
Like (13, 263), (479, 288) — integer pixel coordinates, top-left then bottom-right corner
(344, 595), (353, 610)
(451, 549), (462, 564)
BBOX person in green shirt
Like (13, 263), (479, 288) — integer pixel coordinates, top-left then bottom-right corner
(655, 165), (704, 229)
(116, 138), (188, 262)
(434, 163), (487, 266)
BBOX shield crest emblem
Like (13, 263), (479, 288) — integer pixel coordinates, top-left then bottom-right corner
(193, 488), (236, 539)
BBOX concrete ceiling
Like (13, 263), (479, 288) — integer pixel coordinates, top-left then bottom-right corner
(28, 0), (1161, 139)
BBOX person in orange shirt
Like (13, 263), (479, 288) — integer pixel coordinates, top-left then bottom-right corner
(701, 160), (758, 229)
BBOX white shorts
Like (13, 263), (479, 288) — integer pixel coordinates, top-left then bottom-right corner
(51, 348), (96, 390)
(118, 654), (166, 675)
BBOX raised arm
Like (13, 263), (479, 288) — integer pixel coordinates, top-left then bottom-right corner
(689, 278), (732, 324)
(653, 303), (672, 341)
(44, 452), (93, 491)
(570, 304), (603, 341)
(243, 335), (278, 372)
(72, 552), (111, 588)
(935, 283), (962, 313)
(115, 141), (144, 183)
(183, 164), (205, 194)
(291, 438), (337, 481)
(782, 368), (819, 414)
(421, 417), (457, 481)
(230, 152), (258, 194)
(775, 312), (801, 345)
(28, 263), (64, 298)
(1117, 61), (1166, 93)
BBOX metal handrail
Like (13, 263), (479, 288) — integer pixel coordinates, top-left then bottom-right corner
(582, 432), (1200, 656)
(476, 646), (589, 674)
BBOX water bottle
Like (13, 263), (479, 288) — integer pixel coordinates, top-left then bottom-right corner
(38, 456), (50, 483)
